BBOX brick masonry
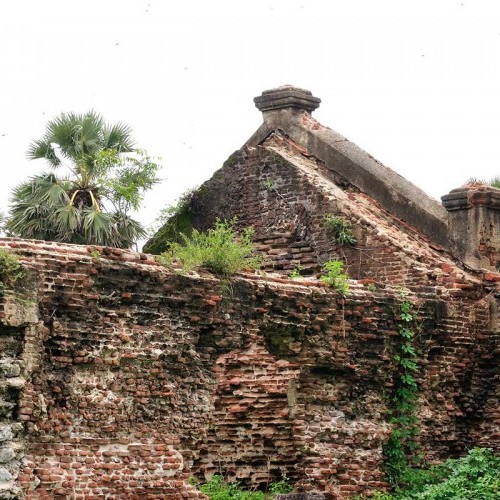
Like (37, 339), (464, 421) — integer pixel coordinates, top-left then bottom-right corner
(1, 86), (499, 499)
(0, 238), (498, 498)
(159, 133), (495, 288)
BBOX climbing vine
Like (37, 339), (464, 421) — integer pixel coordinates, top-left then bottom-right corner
(383, 290), (421, 487)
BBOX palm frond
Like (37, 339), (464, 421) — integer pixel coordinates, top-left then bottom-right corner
(43, 111), (104, 167)
(12, 173), (70, 204)
(82, 209), (114, 245)
(26, 139), (61, 167)
(37, 176), (71, 205)
(76, 110), (106, 156)
(111, 212), (146, 248)
(104, 122), (135, 152)
(55, 204), (81, 233)
(45, 112), (82, 158)
(7, 199), (58, 241)
(7, 173), (72, 241)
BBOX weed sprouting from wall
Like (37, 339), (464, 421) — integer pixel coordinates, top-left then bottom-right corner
(192, 474), (295, 498)
(289, 264), (303, 279)
(324, 214), (357, 247)
(0, 248), (25, 296)
(158, 218), (263, 277)
(321, 260), (350, 296)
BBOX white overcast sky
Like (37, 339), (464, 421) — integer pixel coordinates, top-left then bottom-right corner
(1, 0), (500, 233)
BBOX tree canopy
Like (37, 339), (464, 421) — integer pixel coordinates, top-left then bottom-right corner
(7, 111), (160, 248)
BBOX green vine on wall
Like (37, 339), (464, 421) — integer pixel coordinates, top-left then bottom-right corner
(384, 291), (421, 488)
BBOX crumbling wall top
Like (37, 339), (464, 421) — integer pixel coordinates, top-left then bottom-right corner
(248, 86), (450, 251)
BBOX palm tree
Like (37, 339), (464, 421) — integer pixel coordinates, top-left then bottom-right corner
(7, 111), (160, 248)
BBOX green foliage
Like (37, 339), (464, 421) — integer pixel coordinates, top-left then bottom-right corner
(158, 219), (262, 277)
(366, 493), (394, 500)
(143, 189), (198, 254)
(196, 475), (264, 499)
(90, 248), (102, 260)
(416, 448), (500, 499)
(367, 283), (378, 292)
(370, 448), (500, 499)
(383, 295), (421, 488)
(268, 478), (293, 494)
(0, 249), (25, 296)
(262, 179), (275, 191)
(0, 212), (6, 236)
(289, 264), (303, 279)
(7, 111), (160, 248)
(324, 214), (357, 246)
(321, 260), (350, 296)
(193, 475), (294, 499)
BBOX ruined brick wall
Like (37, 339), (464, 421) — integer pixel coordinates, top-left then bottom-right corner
(171, 135), (490, 294)
(0, 241), (209, 499)
(0, 320), (28, 499)
(0, 238), (498, 499)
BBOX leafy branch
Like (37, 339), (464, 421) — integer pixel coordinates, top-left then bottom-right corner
(0, 249), (25, 296)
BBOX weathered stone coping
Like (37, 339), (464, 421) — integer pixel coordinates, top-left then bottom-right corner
(248, 92), (449, 250)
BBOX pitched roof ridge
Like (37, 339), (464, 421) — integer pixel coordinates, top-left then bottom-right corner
(261, 140), (482, 285)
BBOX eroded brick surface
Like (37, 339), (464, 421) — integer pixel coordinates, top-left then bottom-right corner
(0, 238), (498, 498)
(169, 136), (493, 292)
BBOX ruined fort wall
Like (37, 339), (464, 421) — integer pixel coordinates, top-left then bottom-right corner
(0, 239), (498, 498)
(171, 140), (487, 294)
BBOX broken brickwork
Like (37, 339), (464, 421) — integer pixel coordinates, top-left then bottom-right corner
(0, 86), (499, 499)
(0, 238), (498, 499)
(145, 86), (499, 275)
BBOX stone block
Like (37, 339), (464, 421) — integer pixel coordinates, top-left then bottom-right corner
(0, 446), (15, 464)
(0, 426), (13, 443)
(0, 467), (13, 482)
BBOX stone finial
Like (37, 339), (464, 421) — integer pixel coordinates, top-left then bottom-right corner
(254, 85), (321, 114)
(441, 183), (500, 211)
(442, 183), (500, 270)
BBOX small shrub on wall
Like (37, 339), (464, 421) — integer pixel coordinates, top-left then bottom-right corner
(366, 448), (500, 499)
(158, 218), (262, 277)
(192, 475), (294, 499)
(320, 260), (350, 296)
(0, 249), (25, 296)
(324, 214), (357, 246)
